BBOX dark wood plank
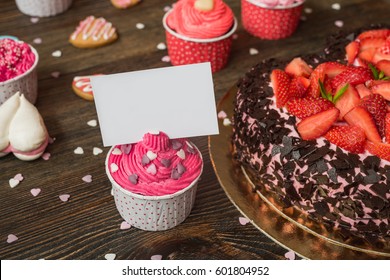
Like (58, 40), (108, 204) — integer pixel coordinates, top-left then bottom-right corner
(0, 0), (389, 260)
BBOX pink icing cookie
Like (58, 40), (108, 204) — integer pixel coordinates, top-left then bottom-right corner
(72, 74), (103, 101)
(0, 38), (36, 82)
(110, 0), (141, 9)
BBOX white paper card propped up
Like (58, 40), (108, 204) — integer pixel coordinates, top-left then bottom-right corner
(91, 62), (219, 146)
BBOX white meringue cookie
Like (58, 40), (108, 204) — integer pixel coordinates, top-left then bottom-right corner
(0, 93), (20, 152)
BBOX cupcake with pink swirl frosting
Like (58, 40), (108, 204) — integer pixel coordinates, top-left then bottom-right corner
(106, 131), (203, 231)
(163, 0), (237, 72)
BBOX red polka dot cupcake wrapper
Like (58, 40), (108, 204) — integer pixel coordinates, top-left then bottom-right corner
(163, 12), (237, 73)
(241, 0), (304, 40)
(106, 146), (202, 231)
(0, 45), (39, 106)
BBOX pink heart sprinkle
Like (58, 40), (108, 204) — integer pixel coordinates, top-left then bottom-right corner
(161, 55), (171, 63)
(51, 71), (60, 78)
(239, 217), (250, 225)
(120, 221), (131, 230)
(59, 194), (70, 202)
(14, 173), (23, 181)
(146, 164), (157, 175)
(284, 250), (296, 260)
(232, 34), (238, 40)
(33, 37), (42, 44)
(217, 110), (227, 119)
(151, 255), (162, 260)
(30, 188), (41, 197)
(163, 6), (171, 12)
(49, 137), (56, 144)
(7, 234), (18, 243)
(82, 175), (92, 183)
(41, 152), (51, 160)
(30, 17), (39, 23)
(334, 20), (344, 27)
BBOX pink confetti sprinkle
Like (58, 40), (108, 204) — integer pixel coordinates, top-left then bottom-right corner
(51, 71), (60, 78)
(239, 217), (250, 225)
(163, 6), (171, 12)
(334, 20), (344, 27)
(33, 38), (42, 44)
(232, 33), (238, 40)
(30, 17), (39, 23)
(304, 7), (313, 14)
(120, 221), (131, 230)
(249, 48), (259, 55)
(59, 194), (70, 202)
(7, 234), (18, 243)
(49, 137), (56, 144)
(30, 188), (41, 197)
(218, 110), (227, 119)
(14, 173), (23, 181)
(284, 250), (296, 260)
(151, 255), (162, 260)
(82, 175), (92, 183)
(41, 152), (50, 160)
(161, 55), (171, 63)
(9, 178), (19, 188)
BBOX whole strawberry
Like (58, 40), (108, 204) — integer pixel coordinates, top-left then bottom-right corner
(286, 96), (334, 119)
(325, 125), (366, 153)
(359, 94), (387, 137)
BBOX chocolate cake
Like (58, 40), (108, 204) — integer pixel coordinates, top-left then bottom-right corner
(232, 25), (390, 243)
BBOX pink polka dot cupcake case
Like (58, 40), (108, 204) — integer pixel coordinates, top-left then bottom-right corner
(241, 0), (305, 40)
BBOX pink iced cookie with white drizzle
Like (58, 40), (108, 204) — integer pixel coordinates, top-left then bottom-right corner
(72, 74), (103, 101)
(69, 16), (118, 48)
(0, 38), (36, 82)
(107, 132), (203, 196)
(167, 0), (234, 39)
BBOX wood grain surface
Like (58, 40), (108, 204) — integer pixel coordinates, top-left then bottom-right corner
(0, 0), (389, 260)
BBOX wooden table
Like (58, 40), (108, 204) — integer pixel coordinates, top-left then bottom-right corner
(0, 0), (389, 260)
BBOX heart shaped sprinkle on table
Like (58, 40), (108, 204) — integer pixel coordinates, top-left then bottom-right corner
(334, 20), (344, 27)
(233, 33), (238, 40)
(331, 3), (341, 10)
(176, 149), (186, 160)
(14, 173), (23, 181)
(146, 151), (157, 160)
(93, 147), (103, 156)
(74, 147), (84, 155)
(105, 253), (116, 260)
(136, 23), (145, 29)
(249, 48), (259, 55)
(87, 119), (97, 127)
(304, 7), (313, 14)
(120, 221), (131, 230)
(146, 163), (157, 175)
(51, 71), (61, 78)
(163, 6), (171, 12)
(239, 217), (250, 225)
(59, 194), (70, 202)
(52, 50), (62, 58)
(33, 37), (42, 44)
(30, 17), (39, 23)
(284, 250), (296, 260)
(218, 110), (227, 119)
(82, 175), (92, 183)
(30, 188), (41, 197)
(41, 152), (51, 160)
(161, 55), (171, 63)
(112, 148), (122, 155)
(9, 178), (20, 188)
(157, 42), (166, 50)
(223, 118), (232, 126)
(110, 163), (119, 173)
(151, 255), (162, 260)
(7, 234), (18, 243)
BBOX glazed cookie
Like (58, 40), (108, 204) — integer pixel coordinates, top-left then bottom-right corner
(69, 16), (118, 48)
(72, 75), (102, 101)
(110, 0), (141, 9)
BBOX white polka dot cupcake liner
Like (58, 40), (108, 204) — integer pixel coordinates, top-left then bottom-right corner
(0, 45), (39, 106)
(15, 0), (73, 17)
(105, 145), (203, 231)
(242, 0), (305, 40)
(162, 10), (238, 73)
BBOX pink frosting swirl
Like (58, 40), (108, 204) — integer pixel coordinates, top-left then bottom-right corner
(107, 132), (203, 196)
(0, 39), (36, 82)
(167, 0), (234, 39)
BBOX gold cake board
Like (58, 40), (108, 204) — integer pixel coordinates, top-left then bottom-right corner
(209, 86), (390, 260)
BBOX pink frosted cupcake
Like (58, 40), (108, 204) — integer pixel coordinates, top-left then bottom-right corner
(242, 0), (305, 40)
(163, 0), (237, 73)
(0, 38), (38, 105)
(15, 0), (73, 17)
(105, 132), (203, 231)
